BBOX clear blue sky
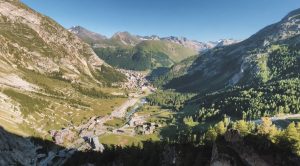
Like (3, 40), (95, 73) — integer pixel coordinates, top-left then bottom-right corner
(21, 0), (300, 42)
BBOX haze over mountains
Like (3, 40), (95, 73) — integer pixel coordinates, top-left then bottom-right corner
(1, 0), (300, 165)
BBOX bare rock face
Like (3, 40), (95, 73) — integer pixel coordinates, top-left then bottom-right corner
(210, 142), (239, 166)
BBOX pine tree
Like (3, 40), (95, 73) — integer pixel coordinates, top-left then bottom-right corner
(285, 122), (300, 155)
(234, 120), (249, 136)
(215, 121), (226, 135)
(257, 117), (273, 135)
(205, 127), (217, 141)
(285, 122), (299, 142)
(257, 117), (279, 142)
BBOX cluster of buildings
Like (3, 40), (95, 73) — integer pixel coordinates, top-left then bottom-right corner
(135, 122), (158, 135)
(117, 69), (150, 90)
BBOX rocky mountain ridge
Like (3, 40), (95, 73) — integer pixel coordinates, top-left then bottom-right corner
(0, 0), (126, 87)
(69, 26), (239, 52)
(69, 26), (239, 71)
(68, 26), (107, 43)
(160, 36), (240, 52)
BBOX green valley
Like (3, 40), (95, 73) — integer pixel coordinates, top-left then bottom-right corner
(1, 0), (300, 165)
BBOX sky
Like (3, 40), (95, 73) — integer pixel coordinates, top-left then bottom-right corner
(21, 0), (300, 42)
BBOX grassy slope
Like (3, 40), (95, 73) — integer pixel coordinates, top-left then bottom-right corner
(163, 10), (300, 93)
(0, 69), (127, 138)
(137, 40), (197, 63)
(0, 1), (128, 138)
(164, 40), (300, 93)
(99, 133), (159, 147)
(94, 40), (197, 71)
(149, 55), (198, 87)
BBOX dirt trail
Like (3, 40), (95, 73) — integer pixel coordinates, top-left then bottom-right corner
(252, 114), (300, 124)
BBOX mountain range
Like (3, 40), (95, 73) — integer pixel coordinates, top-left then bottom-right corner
(69, 25), (239, 52)
(69, 26), (239, 71)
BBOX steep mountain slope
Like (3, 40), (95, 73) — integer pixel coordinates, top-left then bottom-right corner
(0, 0), (127, 139)
(0, 0), (125, 86)
(165, 8), (300, 93)
(149, 55), (198, 87)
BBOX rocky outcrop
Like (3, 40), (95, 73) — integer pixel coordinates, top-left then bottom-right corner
(86, 136), (105, 152)
(50, 129), (76, 145)
(224, 129), (243, 143)
(211, 130), (270, 166)
(0, 126), (83, 166)
(210, 142), (232, 166)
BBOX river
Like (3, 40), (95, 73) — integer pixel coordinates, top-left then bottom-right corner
(125, 98), (148, 122)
